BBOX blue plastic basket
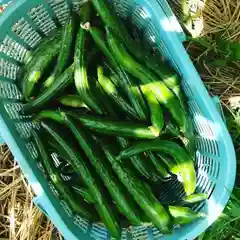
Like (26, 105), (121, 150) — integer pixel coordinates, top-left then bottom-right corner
(0, 0), (236, 239)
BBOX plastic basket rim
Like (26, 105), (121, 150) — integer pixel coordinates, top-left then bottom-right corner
(0, 0), (236, 239)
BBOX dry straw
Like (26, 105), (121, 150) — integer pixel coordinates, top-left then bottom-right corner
(0, 144), (55, 240)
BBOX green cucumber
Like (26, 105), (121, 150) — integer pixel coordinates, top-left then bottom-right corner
(118, 140), (196, 196)
(116, 137), (160, 182)
(68, 113), (159, 139)
(141, 86), (164, 135)
(42, 17), (74, 89)
(156, 153), (177, 175)
(146, 151), (170, 179)
(61, 113), (142, 225)
(183, 193), (208, 204)
(72, 186), (95, 204)
(22, 32), (62, 100)
(35, 110), (159, 139)
(22, 64), (74, 114)
(91, 84), (159, 181)
(130, 85), (148, 117)
(87, 26), (117, 67)
(58, 95), (89, 109)
(41, 120), (120, 238)
(74, 4), (103, 114)
(97, 138), (172, 234)
(107, 30), (187, 131)
(168, 206), (203, 225)
(87, 26), (146, 120)
(23, 29), (61, 70)
(97, 66), (139, 120)
(91, 0), (145, 62)
(32, 130), (97, 220)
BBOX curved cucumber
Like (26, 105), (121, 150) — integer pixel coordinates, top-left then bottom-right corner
(107, 30), (187, 131)
(41, 120), (120, 238)
(32, 130), (97, 220)
(97, 66), (138, 120)
(22, 33), (62, 100)
(72, 186), (95, 204)
(22, 64), (74, 114)
(169, 206), (203, 225)
(58, 95), (89, 109)
(74, 5), (103, 114)
(183, 193), (208, 204)
(88, 26), (146, 120)
(98, 139), (172, 234)
(116, 137), (160, 182)
(141, 86), (164, 135)
(62, 114), (142, 225)
(43, 17), (74, 89)
(118, 140), (196, 195)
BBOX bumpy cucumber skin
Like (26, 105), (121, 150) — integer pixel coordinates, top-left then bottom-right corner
(88, 27), (146, 120)
(41, 120), (120, 238)
(22, 64), (74, 114)
(107, 30), (187, 131)
(43, 17), (74, 89)
(22, 33), (62, 100)
(74, 4), (103, 115)
(98, 139), (173, 234)
(118, 140), (196, 196)
(32, 130), (97, 220)
(62, 114), (142, 225)
(97, 66), (139, 120)
(169, 205), (203, 225)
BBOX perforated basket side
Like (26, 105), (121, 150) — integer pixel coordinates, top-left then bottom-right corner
(0, 0), (236, 240)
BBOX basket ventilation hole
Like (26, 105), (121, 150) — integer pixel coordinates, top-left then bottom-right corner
(195, 151), (219, 191)
(28, 4), (57, 36)
(15, 122), (37, 139)
(196, 138), (220, 157)
(26, 141), (38, 160)
(0, 59), (20, 80)
(60, 200), (72, 217)
(130, 225), (148, 240)
(158, 176), (185, 204)
(152, 227), (163, 239)
(47, 0), (70, 26)
(73, 215), (89, 233)
(11, 17), (41, 48)
(71, 0), (88, 13)
(0, 36), (28, 62)
(91, 223), (109, 240)
(112, 0), (132, 19)
(0, 83), (22, 100)
(4, 103), (29, 120)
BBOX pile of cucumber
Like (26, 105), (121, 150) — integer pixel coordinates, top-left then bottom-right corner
(19, 0), (208, 237)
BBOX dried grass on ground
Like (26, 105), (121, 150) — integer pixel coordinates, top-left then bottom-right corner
(0, 144), (55, 240)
